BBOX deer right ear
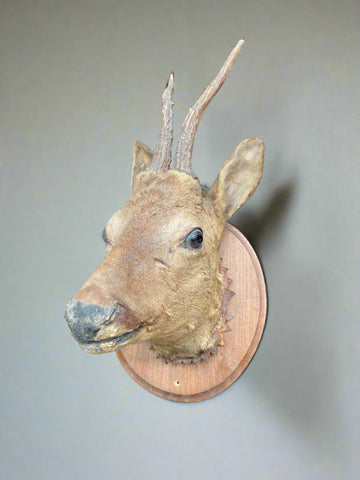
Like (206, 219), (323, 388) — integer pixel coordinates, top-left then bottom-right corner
(131, 141), (154, 188)
(209, 137), (264, 219)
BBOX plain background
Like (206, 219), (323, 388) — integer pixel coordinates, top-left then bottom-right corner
(1, 1), (359, 479)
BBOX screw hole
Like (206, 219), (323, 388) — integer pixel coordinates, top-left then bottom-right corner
(174, 380), (180, 387)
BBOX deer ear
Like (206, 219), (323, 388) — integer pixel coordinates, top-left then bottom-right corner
(209, 137), (264, 219)
(131, 141), (154, 188)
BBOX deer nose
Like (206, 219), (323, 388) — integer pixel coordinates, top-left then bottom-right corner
(65, 299), (116, 343)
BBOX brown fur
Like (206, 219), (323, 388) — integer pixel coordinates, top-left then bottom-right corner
(74, 171), (225, 359)
(70, 137), (263, 361)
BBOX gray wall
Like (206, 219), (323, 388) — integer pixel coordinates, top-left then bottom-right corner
(1, 1), (359, 479)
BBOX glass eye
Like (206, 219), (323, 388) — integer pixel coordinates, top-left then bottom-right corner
(102, 228), (108, 244)
(102, 228), (113, 247)
(183, 228), (203, 250)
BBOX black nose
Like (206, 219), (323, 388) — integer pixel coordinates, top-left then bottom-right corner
(65, 299), (115, 343)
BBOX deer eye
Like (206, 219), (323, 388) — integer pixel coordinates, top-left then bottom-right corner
(182, 228), (203, 250)
(102, 228), (113, 247)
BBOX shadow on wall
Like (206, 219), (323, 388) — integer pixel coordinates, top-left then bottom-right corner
(231, 163), (346, 470)
(232, 180), (295, 252)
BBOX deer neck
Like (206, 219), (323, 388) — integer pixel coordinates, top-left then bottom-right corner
(148, 265), (226, 362)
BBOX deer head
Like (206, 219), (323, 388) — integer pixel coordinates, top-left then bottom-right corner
(65, 39), (264, 361)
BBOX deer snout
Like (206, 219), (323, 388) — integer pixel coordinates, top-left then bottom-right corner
(64, 299), (140, 353)
(65, 299), (116, 341)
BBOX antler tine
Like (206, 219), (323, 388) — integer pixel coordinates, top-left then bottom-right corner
(149, 72), (175, 172)
(173, 39), (245, 176)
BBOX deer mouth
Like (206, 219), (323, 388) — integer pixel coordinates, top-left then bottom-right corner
(78, 326), (142, 354)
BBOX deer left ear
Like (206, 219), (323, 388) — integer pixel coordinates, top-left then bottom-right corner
(209, 137), (264, 219)
(132, 141), (154, 188)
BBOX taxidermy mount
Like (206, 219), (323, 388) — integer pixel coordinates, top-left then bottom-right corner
(65, 39), (264, 363)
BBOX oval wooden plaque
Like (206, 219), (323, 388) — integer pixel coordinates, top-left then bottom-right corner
(116, 223), (267, 402)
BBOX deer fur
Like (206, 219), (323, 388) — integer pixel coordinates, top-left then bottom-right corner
(65, 40), (264, 361)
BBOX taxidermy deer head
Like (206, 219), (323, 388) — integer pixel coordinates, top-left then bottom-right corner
(65, 39), (264, 361)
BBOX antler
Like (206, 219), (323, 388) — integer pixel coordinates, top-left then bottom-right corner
(149, 72), (175, 172)
(173, 39), (245, 176)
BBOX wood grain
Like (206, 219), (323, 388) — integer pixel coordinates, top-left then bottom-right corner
(116, 223), (267, 402)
